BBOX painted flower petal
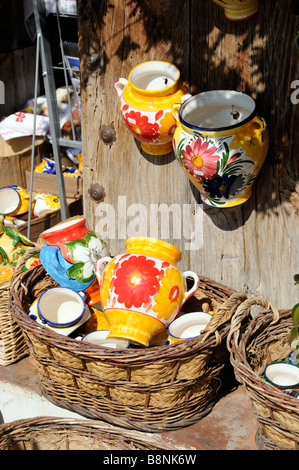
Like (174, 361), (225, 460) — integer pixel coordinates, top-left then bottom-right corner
(72, 244), (90, 262)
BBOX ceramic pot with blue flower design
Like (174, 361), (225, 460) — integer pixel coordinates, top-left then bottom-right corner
(172, 90), (269, 208)
(40, 217), (107, 298)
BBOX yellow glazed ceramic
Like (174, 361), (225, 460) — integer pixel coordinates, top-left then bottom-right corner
(32, 192), (60, 217)
(9, 186), (30, 216)
(0, 215), (34, 265)
(212, 0), (259, 20)
(0, 185), (29, 216)
(114, 61), (190, 155)
(95, 237), (199, 347)
(172, 90), (269, 208)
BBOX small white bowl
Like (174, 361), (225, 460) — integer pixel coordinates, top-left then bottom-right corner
(168, 311), (212, 343)
(81, 330), (129, 349)
(264, 362), (299, 389)
(37, 287), (86, 329)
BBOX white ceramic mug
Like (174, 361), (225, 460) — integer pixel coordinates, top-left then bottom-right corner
(81, 330), (129, 349)
(0, 187), (20, 215)
(168, 311), (212, 343)
(37, 287), (86, 329)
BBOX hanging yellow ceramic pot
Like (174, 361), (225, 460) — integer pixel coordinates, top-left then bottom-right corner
(212, 0), (259, 20)
(172, 90), (269, 208)
(95, 237), (199, 347)
(114, 61), (190, 155)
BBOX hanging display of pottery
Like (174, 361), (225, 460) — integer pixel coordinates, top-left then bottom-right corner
(114, 60), (190, 155)
(172, 90), (269, 208)
(212, 0), (259, 21)
(95, 237), (199, 347)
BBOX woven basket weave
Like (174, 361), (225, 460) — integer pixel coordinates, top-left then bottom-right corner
(0, 248), (41, 366)
(9, 246), (247, 432)
(0, 416), (175, 450)
(227, 296), (297, 450)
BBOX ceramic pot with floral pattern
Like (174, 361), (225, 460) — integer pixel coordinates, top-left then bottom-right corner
(172, 90), (269, 208)
(114, 61), (190, 155)
(40, 217), (107, 294)
(212, 0), (259, 21)
(95, 237), (199, 347)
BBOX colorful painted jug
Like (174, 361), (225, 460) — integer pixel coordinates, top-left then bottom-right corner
(95, 237), (199, 347)
(114, 61), (190, 155)
(40, 217), (108, 293)
(212, 0), (258, 20)
(172, 90), (269, 208)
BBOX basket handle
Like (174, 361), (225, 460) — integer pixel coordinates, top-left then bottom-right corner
(200, 291), (248, 345)
(10, 246), (42, 294)
(227, 295), (280, 352)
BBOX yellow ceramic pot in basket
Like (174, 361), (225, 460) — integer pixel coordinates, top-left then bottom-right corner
(212, 0), (259, 21)
(95, 237), (199, 347)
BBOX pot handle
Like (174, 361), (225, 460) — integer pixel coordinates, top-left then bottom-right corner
(171, 94), (191, 122)
(181, 271), (200, 304)
(251, 115), (267, 142)
(95, 256), (112, 284)
(114, 78), (128, 97)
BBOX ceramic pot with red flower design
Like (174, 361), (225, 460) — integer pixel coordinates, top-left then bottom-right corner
(114, 61), (190, 155)
(212, 0), (259, 21)
(95, 237), (199, 347)
(172, 90), (269, 208)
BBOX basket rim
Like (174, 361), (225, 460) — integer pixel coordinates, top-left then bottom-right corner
(228, 299), (299, 408)
(9, 261), (245, 364)
(0, 415), (176, 450)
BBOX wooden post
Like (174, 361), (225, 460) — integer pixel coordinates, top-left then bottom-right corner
(78, 0), (299, 308)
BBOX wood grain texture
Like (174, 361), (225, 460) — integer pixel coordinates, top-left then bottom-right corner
(78, 0), (299, 308)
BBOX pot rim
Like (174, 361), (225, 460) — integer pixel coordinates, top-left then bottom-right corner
(264, 361), (299, 389)
(128, 60), (181, 97)
(178, 90), (257, 133)
(37, 286), (86, 328)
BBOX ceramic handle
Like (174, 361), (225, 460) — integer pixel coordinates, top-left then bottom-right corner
(114, 78), (128, 97)
(171, 103), (181, 122)
(171, 94), (192, 122)
(95, 256), (112, 283)
(181, 271), (200, 304)
(251, 115), (267, 142)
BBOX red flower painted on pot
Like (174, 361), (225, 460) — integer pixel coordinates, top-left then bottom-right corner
(123, 110), (160, 142)
(114, 255), (161, 309)
(183, 138), (219, 180)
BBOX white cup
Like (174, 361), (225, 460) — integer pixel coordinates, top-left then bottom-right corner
(264, 362), (299, 389)
(37, 287), (86, 329)
(0, 186), (20, 215)
(168, 311), (212, 343)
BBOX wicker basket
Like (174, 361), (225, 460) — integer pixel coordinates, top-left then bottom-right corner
(0, 416), (175, 450)
(227, 296), (298, 450)
(9, 246), (247, 432)
(0, 248), (41, 366)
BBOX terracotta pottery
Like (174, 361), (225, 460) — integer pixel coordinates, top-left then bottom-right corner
(212, 0), (259, 21)
(172, 90), (269, 208)
(40, 217), (107, 292)
(95, 237), (199, 347)
(114, 61), (190, 155)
